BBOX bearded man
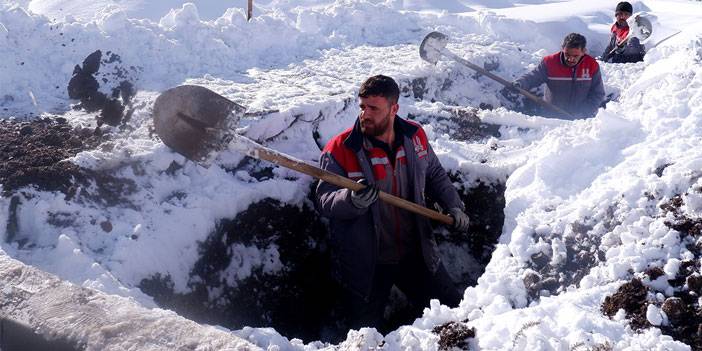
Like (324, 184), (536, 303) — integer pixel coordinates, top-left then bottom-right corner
(316, 75), (470, 332)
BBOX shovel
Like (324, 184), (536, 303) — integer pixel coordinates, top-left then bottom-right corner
(419, 31), (574, 119)
(153, 85), (455, 226)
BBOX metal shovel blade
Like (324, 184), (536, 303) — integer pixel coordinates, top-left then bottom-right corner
(627, 12), (653, 42)
(419, 31), (449, 65)
(153, 85), (245, 161)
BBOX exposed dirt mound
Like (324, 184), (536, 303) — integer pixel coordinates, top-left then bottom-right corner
(67, 50), (138, 127)
(408, 108), (501, 143)
(438, 175), (505, 287)
(658, 194), (702, 349)
(601, 278), (649, 330)
(140, 159), (506, 343)
(523, 220), (607, 301)
(0, 117), (138, 244)
(0, 117), (102, 195)
(140, 197), (335, 342)
(433, 321), (475, 350)
(602, 191), (702, 349)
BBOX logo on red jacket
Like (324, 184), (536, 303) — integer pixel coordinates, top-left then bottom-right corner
(413, 135), (428, 158)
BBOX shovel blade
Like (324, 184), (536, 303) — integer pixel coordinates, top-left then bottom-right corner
(627, 12), (653, 42)
(419, 31), (449, 65)
(153, 85), (245, 161)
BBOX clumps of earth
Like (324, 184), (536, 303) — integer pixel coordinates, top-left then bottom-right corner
(140, 196), (336, 342)
(0, 117), (137, 245)
(67, 50), (140, 127)
(601, 190), (702, 349)
(432, 320), (476, 350)
(522, 218), (609, 301)
(139, 157), (506, 344)
(0, 117), (133, 198)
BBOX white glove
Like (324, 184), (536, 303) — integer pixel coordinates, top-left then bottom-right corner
(448, 208), (470, 232)
(350, 179), (379, 209)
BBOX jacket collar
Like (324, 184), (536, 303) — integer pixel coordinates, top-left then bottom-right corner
(343, 115), (419, 152)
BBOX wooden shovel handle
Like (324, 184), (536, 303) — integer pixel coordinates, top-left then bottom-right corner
(443, 51), (574, 119)
(233, 136), (455, 225)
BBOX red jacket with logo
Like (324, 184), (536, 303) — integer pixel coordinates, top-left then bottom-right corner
(516, 51), (605, 119)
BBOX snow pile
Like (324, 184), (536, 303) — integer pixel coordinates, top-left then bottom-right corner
(420, 38), (702, 349)
(0, 252), (257, 350)
(1, 0), (702, 350)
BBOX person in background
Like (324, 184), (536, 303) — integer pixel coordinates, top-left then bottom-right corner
(507, 33), (605, 119)
(601, 1), (646, 63)
(315, 75), (470, 333)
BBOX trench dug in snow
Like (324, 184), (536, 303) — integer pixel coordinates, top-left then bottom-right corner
(138, 156), (506, 343)
(124, 71), (511, 343)
(0, 48), (584, 344)
(10, 45), (701, 348)
(0, 51), (507, 346)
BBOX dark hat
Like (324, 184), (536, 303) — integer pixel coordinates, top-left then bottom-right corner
(616, 2), (633, 14)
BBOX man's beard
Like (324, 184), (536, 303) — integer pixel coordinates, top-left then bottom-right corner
(361, 113), (392, 137)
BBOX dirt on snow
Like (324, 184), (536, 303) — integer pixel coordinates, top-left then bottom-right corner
(601, 193), (702, 350)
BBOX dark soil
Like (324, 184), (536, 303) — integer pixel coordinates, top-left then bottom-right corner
(398, 76), (503, 143)
(644, 266), (665, 281)
(0, 117), (137, 244)
(67, 50), (137, 127)
(439, 174), (505, 287)
(601, 278), (649, 330)
(658, 194), (702, 349)
(407, 108), (501, 143)
(433, 321), (475, 350)
(601, 192), (702, 350)
(0, 117), (136, 202)
(0, 117), (98, 194)
(522, 218), (608, 301)
(140, 164), (506, 344)
(140, 197), (336, 342)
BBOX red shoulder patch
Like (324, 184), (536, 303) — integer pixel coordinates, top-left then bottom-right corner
(322, 128), (363, 178)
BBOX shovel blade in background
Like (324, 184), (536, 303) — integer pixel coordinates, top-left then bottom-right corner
(153, 85), (245, 161)
(628, 12), (653, 43)
(418, 31), (575, 119)
(419, 31), (449, 65)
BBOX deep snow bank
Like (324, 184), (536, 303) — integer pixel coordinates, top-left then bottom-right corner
(0, 252), (257, 350)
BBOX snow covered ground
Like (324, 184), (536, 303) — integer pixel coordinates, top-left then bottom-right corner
(2, 0), (702, 349)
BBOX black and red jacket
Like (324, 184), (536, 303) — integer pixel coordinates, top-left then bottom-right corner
(315, 116), (464, 298)
(516, 51), (605, 119)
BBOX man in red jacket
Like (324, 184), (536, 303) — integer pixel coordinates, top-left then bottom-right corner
(316, 75), (470, 333)
(512, 33), (605, 119)
(601, 1), (646, 63)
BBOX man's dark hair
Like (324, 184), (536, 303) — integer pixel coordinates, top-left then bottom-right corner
(616, 2), (633, 14)
(562, 33), (587, 50)
(358, 75), (400, 105)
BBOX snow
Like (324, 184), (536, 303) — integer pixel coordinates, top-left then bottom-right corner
(647, 303), (663, 326)
(0, 253), (257, 350)
(1, 0), (702, 350)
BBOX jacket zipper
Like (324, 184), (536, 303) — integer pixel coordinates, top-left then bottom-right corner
(391, 158), (404, 259)
(570, 65), (577, 106)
